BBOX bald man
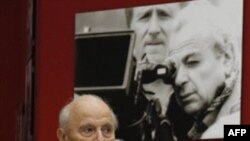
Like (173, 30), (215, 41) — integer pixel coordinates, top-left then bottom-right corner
(57, 95), (118, 141)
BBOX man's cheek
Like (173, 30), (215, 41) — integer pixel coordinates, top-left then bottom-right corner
(134, 47), (145, 61)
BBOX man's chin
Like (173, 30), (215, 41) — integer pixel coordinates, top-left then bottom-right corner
(183, 104), (201, 116)
(147, 54), (165, 63)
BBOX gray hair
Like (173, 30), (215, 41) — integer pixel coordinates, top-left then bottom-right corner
(58, 94), (118, 130)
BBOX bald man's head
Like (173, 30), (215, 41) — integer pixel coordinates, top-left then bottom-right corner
(57, 95), (117, 141)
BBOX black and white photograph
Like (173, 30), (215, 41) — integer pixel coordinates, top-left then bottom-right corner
(73, 0), (243, 140)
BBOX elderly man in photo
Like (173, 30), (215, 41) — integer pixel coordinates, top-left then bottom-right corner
(167, 1), (241, 139)
(125, 3), (195, 141)
(56, 94), (118, 141)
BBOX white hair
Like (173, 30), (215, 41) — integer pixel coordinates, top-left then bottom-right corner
(58, 100), (71, 129)
(169, 0), (241, 72)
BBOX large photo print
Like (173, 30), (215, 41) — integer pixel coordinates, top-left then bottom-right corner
(74, 0), (243, 140)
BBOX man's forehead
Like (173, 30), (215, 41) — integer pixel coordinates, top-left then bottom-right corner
(68, 102), (112, 123)
(80, 116), (114, 125)
(133, 3), (180, 14)
(169, 39), (211, 57)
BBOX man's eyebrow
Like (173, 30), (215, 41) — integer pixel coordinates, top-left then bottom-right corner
(156, 9), (171, 17)
(183, 52), (200, 62)
(101, 122), (115, 129)
(156, 7), (172, 14)
(79, 123), (93, 127)
(136, 8), (152, 17)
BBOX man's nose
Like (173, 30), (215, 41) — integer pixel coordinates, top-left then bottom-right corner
(148, 16), (161, 37)
(95, 130), (104, 141)
(175, 66), (188, 87)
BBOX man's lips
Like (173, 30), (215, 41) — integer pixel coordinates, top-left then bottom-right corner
(180, 92), (195, 103)
(145, 41), (164, 45)
(144, 42), (165, 54)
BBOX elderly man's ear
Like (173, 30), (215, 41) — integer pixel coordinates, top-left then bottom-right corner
(57, 128), (68, 141)
(222, 43), (235, 78)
